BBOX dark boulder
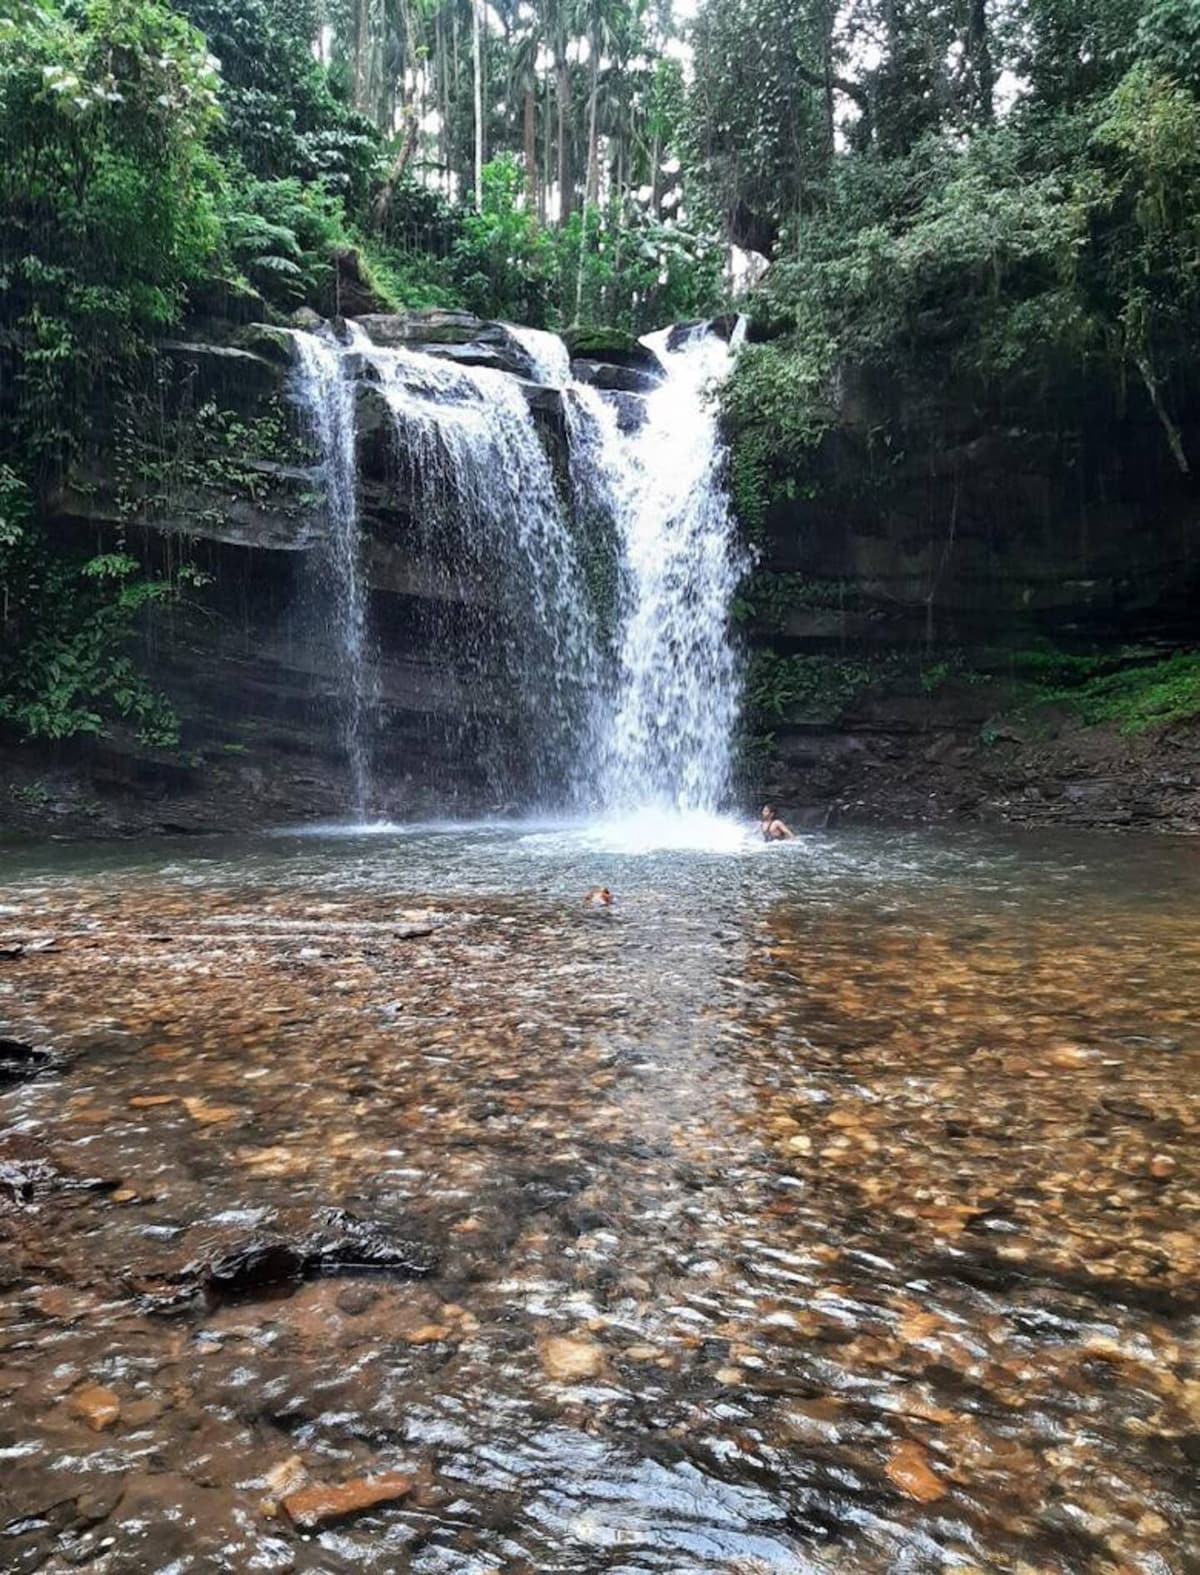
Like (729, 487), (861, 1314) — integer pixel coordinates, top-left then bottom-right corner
(353, 308), (492, 347)
(331, 246), (390, 316)
(159, 340), (281, 401)
(419, 340), (537, 381)
(353, 311), (538, 381)
(152, 1208), (439, 1311)
(562, 326), (665, 378)
(571, 358), (662, 396)
(0, 1038), (55, 1088)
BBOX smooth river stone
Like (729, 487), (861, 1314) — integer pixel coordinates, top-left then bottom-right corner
(539, 1335), (605, 1382)
(282, 1471), (412, 1530)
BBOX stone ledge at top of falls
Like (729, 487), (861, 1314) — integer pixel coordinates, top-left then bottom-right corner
(350, 310), (541, 383)
(562, 327), (666, 396)
(159, 339), (285, 396)
(570, 359), (663, 396)
(560, 326), (664, 374)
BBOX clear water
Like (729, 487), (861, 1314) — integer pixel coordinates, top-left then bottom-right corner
(289, 330), (376, 818)
(0, 822), (1196, 1572)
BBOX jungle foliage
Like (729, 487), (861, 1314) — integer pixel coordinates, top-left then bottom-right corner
(3, 0), (1200, 748)
(0, 0), (723, 744)
(708, 0), (1200, 534)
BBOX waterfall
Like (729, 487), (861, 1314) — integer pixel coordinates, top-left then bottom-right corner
(358, 339), (600, 805)
(284, 315), (743, 823)
(505, 324), (571, 388)
(567, 328), (748, 815)
(289, 330), (374, 818)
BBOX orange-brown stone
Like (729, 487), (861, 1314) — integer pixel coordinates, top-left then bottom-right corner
(282, 1472), (412, 1530)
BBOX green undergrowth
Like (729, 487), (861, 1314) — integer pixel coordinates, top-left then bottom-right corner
(1024, 650), (1200, 733)
(732, 572), (858, 631)
(921, 642), (1200, 734)
(743, 651), (880, 726)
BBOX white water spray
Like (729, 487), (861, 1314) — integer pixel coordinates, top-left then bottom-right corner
(568, 327), (748, 816)
(289, 330), (374, 818)
(505, 324), (572, 387)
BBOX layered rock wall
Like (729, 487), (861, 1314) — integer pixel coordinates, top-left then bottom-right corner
(743, 372), (1200, 829)
(2, 312), (642, 834)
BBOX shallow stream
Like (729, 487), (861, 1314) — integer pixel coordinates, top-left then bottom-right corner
(0, 820), (1196, 1572)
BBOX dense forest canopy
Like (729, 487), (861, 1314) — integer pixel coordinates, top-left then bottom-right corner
(1, 0), (1199, 744)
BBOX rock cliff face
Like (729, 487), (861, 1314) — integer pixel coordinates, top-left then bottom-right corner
(5, 307), (1199, 837)
(1, 311), (639, 835)
(742, 367), (1200, 831)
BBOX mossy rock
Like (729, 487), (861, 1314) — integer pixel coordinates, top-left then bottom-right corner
(355, 309), (490, 347)
(562, 327), (663, 375)
(233, 323), (299, 367)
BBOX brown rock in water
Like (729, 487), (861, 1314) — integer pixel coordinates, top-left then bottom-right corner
(69, 1383), (121, 1431)
(885, 1439), (947, 1502)
(183, 1097), (238, 1125)
(281, 1471), (412, 1530)
(539, 1335), (605, 1382)
(405, 1323), (451, 1344)
(336, 1284), (380, 1316)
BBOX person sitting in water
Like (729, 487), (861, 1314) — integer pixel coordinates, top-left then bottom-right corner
(760, 804), (794, 842)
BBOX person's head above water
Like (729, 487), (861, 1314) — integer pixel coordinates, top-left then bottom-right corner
(760, 805), (774, 821)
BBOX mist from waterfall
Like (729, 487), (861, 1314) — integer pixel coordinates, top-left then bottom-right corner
(289, 329), (375, 818)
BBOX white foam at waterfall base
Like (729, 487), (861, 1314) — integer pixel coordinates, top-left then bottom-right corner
(567, 326), (749, 822)
(288, 329), (375, 818)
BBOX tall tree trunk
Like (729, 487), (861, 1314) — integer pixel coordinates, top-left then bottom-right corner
(967, 0), (994, 122)
(541, 69), (552, 223)
(437, 10), (450, 198)
(472, 0), (484, 209)
(585, 43), (600, 206)
(818, 0), (836, 161)
(649, 128), (661, 218)
(352, 0), (368, 115)
(1136, 353), (1191, 475)
(557, 53), (572, 222)
(452, 4), (462, 198)
(574, 45), (600, 324)
(370, 111), (419, 230)
(523, 84), (538, 217)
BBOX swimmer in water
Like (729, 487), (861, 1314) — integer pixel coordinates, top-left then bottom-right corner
(760, 805), (794, 842)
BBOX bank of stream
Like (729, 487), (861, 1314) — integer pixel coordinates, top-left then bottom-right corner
(0, 821), (1196, 1572)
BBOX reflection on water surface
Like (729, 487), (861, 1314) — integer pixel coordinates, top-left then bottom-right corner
(0, 822), (1196, 1572)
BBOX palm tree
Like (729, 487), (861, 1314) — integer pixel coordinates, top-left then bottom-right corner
(472, 0), (484, 208)
(509, 20), (542, 219)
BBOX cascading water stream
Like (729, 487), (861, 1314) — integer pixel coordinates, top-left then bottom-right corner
(356, 336), (600, 805)
(286, 315), (742, 826)
(288, 330), (375, 818)
(505, 324), (571, 388)
(564, 327), (748, 816)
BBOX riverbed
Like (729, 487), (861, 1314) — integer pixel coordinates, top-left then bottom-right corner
(0, 821), (1196, 1572)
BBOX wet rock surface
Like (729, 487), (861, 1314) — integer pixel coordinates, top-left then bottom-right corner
(0, 825), (1196, 1572)
(0, 1037), (55, 1087)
